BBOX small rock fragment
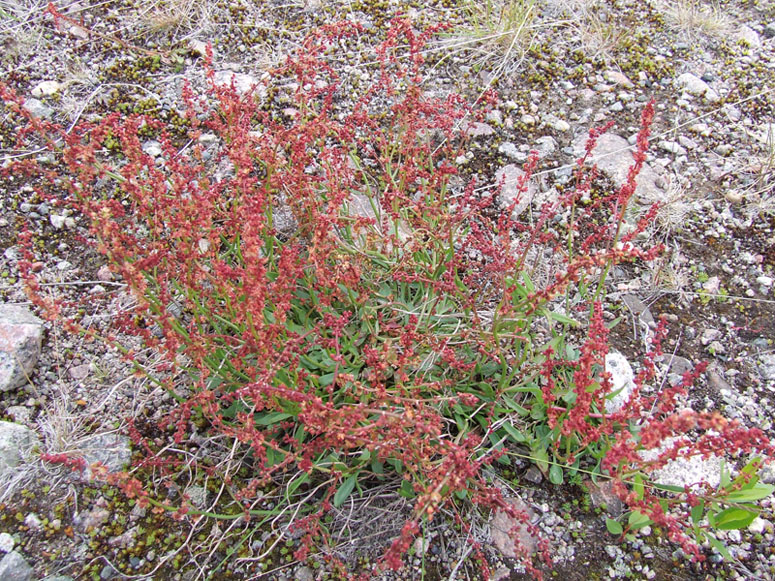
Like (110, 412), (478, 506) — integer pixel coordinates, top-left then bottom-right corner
(490, 496), (539, 558)
(0, 306), (43, 392)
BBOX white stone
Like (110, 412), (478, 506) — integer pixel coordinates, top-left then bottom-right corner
(736, 25), (761, 48)
(49, 215), (67, 229)
(31, 81), (62, 98)
(571, 132), (662, 203)
(748, 517), (768, 534)
(0, 306), (43, 392)
(0, 532), (13, 553)
(640, 436), (722, 488)
(674, 73), (719, 103)
(604, 352), (635, 413)
(213, 71), (267, 100)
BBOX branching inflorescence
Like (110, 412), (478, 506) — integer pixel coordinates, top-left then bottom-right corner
(2, 15), (773, 579)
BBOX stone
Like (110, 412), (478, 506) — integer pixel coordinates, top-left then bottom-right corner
(490, 496), (539, 558)
(604, 70), (634, 88)
(464, 121), (494, 137)
(0, 304), (44, 391)
(75, 507), (111, 533)
(758, 354), (775, 381)
(0, 532), (14, 553)
(604, 352), (635, 413)
(523, 465), (543, 484)
(96, 265), (114, 282)
(735, 25), (761, 48)
(78, 433), (132, 481)
(533, 135), (557, 159)
(49, 215), (67, 229)
(0, 550), (33, 581)
(571, 132), (662, 204)
(498, 142), (527, 162)
(674, 73), (719, 102)
(212, 71), (267, 100)
(494, 164), (538, 216)
(584, 478), (624, 517)
(31, 81), (62, 97)
(546, 115), (570, 132)
(0, 422), (39, 480)
(295, 565), (314, 581)
(22, 98), (53, 120)
(68, 364), (90, 381)
(639, 436), (722, 488)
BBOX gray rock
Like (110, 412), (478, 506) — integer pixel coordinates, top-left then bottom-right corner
(764, 22), (775, 39)
(79, 433), (132, 481)
(494, 164), (538, 216)
(533, 135), (557, 159)
(464, 121), (494, 137)
(0, 422), (39, 479)
(4, 406), (31, 424)
(604, 352), (636, 413)
(572, 133), (662, 204)
(758, 354), (775, 381)
(22, 98), (53, 119)
(0, 305), (43, 392)
(674, 73), (719, 102)
(490, 496), (540, 558)
(0, 550), (33, 581)
(295, 566), (314, 581)
(213, 71), (266, 100)
(74, 507), (111, 532)
(584, 478), (623, 517)
(498, 142), (527, 162)
(523, 465), (543, 484)
(735, 25), (761, 48)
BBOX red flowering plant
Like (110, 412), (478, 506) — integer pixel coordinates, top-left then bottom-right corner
(2, 15), (773, 578)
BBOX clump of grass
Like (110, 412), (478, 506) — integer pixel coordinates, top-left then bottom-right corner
(660, 0), (732, 39)
(3, 16), (774, 579)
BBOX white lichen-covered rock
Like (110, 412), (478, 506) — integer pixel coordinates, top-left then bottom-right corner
(0, 550), (33, 581)
(639, 436), (722, 489)
(571, 133), (662, 204)
(0, 422), (40, 479)
(0, 305), (43, 392)
(604, 352), (636, 414)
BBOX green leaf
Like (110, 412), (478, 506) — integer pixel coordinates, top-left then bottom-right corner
(713, 507), (758, 530)
(549, 463), (564, 485)
(501, 422), (527, 443)
(521, 272), (535, 292)
(628, 510), (652, 530)
(546, 311), (579, 327)
(333, 474), (358, 508)
(725, 483), (775, 503)
(606, 518), (623, 535)
(633, 474), (644, 501)
(399, 479), (415, 499)
(254, 412), (293, 426)
(690, 502), (705, 525)
(531, 445), (549, 474)
(720, 460), (731, 489)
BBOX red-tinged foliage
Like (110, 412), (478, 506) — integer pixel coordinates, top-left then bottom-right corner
(4, 16), (773, 579)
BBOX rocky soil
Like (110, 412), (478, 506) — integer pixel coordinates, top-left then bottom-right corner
(1, 0), (774, 579)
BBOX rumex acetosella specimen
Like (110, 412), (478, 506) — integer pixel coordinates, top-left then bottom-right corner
(1, 14), (773, 579)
